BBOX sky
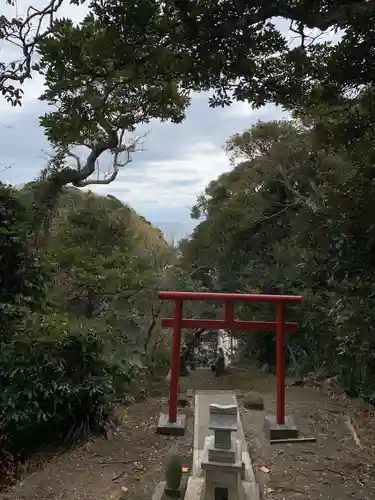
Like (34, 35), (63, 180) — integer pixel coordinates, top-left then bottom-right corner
(0, 1), (337, 240)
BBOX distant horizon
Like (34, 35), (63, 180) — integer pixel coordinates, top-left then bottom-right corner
(156, 220), (197, 242)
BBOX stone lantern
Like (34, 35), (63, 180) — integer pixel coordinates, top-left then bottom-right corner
(200, 403), (246, 500)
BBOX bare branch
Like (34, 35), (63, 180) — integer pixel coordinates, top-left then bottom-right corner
(74, 129), (150, 187)
(65, 149), (81, 169)
(0, 161), (15, 173)
(1, 0), (65, 104)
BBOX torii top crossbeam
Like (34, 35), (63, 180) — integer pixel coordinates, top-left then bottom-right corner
(159, 291), (302, 303)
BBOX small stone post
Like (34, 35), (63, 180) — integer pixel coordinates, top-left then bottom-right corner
(151, 447), (185, 500)
(164, 446), (183, 497)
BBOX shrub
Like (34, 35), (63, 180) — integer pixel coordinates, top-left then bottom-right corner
(0, 312), (137, 458)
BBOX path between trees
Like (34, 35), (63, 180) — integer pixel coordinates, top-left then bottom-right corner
(1, 367), (375, 500)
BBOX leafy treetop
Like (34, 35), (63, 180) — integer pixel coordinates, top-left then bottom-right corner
(1, 0), (374, 190)
(2, 0), (374, 110)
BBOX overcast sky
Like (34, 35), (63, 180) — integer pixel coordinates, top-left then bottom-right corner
(0, 1), (337, 240)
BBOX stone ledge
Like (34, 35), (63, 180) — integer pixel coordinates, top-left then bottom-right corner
(184, 477), (205, 500)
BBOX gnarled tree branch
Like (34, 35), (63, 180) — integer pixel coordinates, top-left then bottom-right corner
(72, 129), (150, 187)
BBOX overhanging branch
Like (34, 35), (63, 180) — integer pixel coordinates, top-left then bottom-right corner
(73, 129), (150, 187)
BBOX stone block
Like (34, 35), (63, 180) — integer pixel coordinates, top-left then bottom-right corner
(201, 436), (243, 472)
(242, 392), (265, 410)
(157, 413), (187, 436)
(209, 403), (238, 415)
(214, 429), (232, 450)
(209, 404), (238, 432)
(264, 415), (299, 440)
(208, 446), (236, 464)
(186, 389), (194, 398)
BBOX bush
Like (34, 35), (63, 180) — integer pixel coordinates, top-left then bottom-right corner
(0, 312), (137, 457)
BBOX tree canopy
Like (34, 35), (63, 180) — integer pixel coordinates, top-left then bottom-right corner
(3, 1), (374, 107)
(182, 113), (375, 398)
(1, 0), (375, 487)
(1, 0), (374, 189)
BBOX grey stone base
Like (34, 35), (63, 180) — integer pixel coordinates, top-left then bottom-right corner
(264, 415), (299, 440)
(152, 477), (189, 500)
(157, 412), (187, 436)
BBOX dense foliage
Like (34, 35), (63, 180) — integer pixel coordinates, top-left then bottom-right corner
(3, 1), (374, 109)
(0, 183), (201, 486)
(182, 108), (375, 401)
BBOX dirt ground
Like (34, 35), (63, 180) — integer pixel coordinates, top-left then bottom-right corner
(2, 367), (375, 500)
(232, 369), (375, 500)
(0, 381), (193, 500)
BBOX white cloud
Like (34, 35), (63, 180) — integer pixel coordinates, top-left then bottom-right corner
(224, 101), (257, 119)
(88, 140), (230, 209)
(224, 102), (290, 122)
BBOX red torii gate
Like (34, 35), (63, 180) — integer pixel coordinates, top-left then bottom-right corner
(158, 291), (302, 432)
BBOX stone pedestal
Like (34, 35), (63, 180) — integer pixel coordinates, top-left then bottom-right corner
(264, 415), (299, 440)
(152, 478), (189, 500)
(157, 413), (187, 436)
(200, 403), (247, 500)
